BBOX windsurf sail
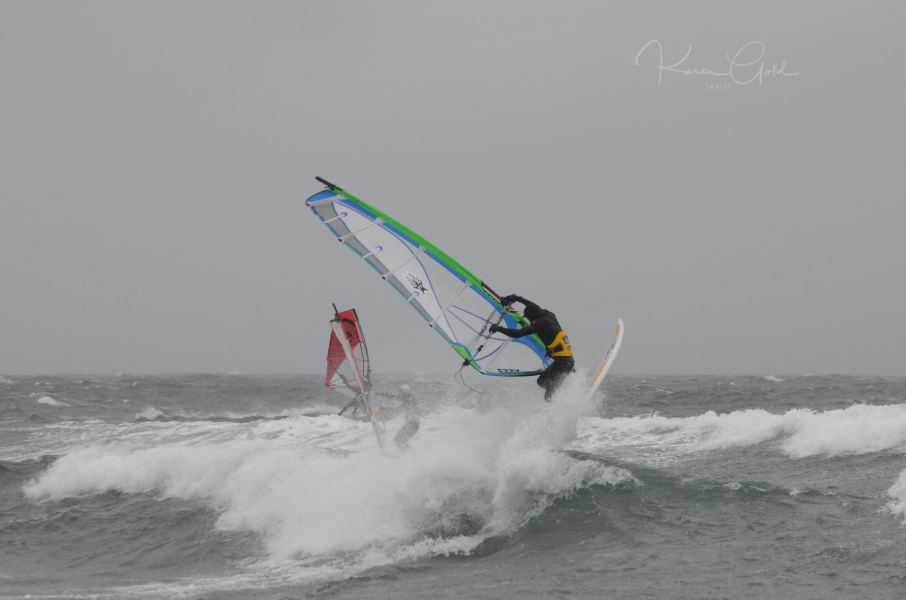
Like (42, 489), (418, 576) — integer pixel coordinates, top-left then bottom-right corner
(325, 305), (384, 448)
(326, 306), (371, 398)
(307, 178), (552, 377)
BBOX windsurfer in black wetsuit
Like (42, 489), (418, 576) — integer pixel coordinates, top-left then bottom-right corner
(489, 294), (575, 401)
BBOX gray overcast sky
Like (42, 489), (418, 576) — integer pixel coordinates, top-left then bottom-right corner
(1, 1), (904, 375)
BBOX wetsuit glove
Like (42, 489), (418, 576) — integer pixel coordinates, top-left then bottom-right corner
(500, 295), (519, 306)
(488, 324), (502, 334)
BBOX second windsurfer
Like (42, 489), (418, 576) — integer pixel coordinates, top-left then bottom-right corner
(393, 384), (421, 450)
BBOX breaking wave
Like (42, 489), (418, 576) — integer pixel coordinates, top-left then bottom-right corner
(35, 395), (70, 407)
(23, 376), (632, 594)
(575, 403), (906, 460)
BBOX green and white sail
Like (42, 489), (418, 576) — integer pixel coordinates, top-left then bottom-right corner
(305, 178), (552, 377)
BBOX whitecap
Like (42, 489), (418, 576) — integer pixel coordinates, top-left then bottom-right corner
(886, 469), (906, 523)
(576, 403), (906, 460)
(36, 395), (70, 407)
(136, 406), (164, 420)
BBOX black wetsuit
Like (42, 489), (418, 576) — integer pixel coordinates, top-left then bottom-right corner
(491, 295), (575, 401)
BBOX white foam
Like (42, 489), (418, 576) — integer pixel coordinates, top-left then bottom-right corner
(23, 376), (633, 582)
(763, 375), (784, 383)
(2, 417), (273, 463)
(36, 395), (70, 407)
(0, 375), (14, 384)
(575, 403), (906, 460)
(487, 374), (632, 530)
(136, 406), (165, 420)
(886, 469), (906, 523)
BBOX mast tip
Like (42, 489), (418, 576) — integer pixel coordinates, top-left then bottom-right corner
(316, 176), (343, 191)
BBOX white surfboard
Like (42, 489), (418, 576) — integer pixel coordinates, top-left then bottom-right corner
(585, 319), (624, 401)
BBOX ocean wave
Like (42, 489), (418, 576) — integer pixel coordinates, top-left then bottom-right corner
(575, 403), (906, 459)
(134, 406), (165, 421)
(0, 375), (14, 384)
(23, 377), (632, 590)
(35, 395), (70, 407)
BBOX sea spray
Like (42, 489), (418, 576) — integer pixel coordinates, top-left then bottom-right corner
(488, 373), (633, 532)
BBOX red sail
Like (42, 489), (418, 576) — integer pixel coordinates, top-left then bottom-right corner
(325, 308), (370, 398)
(323, 306), (383, 448)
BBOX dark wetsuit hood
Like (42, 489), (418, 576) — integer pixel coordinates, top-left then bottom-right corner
(523, 303), (543, 321)
(493, 297), (569, 357)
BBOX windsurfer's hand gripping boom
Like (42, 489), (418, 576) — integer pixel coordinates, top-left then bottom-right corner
(464, 298), (514, 367)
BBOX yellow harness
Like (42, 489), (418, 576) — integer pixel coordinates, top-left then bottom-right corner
(546, 330), (574, 358)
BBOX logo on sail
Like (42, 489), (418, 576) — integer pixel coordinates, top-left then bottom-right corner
(405, 272), (429, 294)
